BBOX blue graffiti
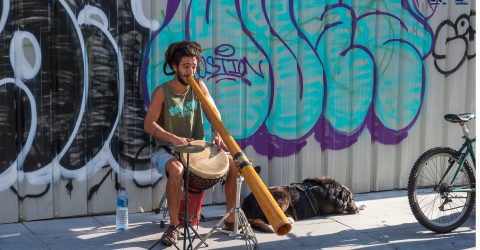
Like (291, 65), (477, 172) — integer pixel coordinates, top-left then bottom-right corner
(142, 0), (433, 157)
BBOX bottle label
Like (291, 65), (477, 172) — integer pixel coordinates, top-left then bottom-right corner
(117, 198), (128, 207)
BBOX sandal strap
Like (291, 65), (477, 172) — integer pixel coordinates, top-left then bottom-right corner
(160, 225), (182, 246)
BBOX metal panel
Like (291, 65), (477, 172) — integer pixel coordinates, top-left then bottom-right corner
(0, 183), (18, 224)
(0, 0), (475, 223)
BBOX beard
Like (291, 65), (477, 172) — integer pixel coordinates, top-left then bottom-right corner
(176, 72), (189, 86)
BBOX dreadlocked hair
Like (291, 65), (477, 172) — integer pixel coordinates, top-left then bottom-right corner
(163, 40), (203, 76)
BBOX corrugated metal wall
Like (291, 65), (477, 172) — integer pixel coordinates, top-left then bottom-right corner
(0, 0), (475, 223)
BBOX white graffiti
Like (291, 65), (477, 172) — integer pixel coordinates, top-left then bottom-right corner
(9, 31), (42, 80)
(0, 0), (9, 34)
(39, 0), (91, 184)
(0, 1), (162, 192)
(77, 5), (162, 184)
(131, 0), (160, 30)
(0, 31), (40, 190)
(0, 77), (37, 189)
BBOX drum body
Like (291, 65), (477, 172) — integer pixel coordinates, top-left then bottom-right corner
(181, 140), (229, 191)
(178, 189), (204, 226)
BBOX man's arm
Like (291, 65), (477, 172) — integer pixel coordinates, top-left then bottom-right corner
(144, 86), (191, 146)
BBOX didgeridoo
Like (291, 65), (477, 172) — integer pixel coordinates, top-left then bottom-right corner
(186, 75), (292, 235)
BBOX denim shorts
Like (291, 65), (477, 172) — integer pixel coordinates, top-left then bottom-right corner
(151, 148), (176, 176)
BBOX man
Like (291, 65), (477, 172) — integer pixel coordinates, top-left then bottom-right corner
(144, 41), (237, 246)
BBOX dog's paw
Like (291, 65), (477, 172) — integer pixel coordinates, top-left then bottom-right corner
(287, 216), (295, 224)
(356, 202), (366, 210)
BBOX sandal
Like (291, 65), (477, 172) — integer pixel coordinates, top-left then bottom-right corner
(160, 224), (183, 246)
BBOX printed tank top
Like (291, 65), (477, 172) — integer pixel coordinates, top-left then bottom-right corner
(155, 83), (204, 150)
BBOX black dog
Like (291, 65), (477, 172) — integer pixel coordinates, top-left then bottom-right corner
(241, 176), (360, 233)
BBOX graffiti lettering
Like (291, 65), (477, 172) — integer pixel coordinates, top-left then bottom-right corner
(200, 44), (264, 86)
(433, 11), (476, 76)
(430, 0), (469, 5)
(143, 0), (434, 155)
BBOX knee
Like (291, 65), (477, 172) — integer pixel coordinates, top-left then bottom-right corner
(228, 158), (238, 174)
(166, 161), (184, 179)
(229, 166), (238, 177)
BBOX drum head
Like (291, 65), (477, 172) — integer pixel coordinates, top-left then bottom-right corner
(181, 140), (229, 179)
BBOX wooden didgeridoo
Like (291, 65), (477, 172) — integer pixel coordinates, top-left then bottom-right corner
(186, 75), (292, 235)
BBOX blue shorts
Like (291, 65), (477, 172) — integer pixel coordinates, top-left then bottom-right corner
(151, 148), (177, 176)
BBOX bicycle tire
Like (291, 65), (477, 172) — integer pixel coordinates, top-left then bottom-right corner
(408, 147), (475, 233)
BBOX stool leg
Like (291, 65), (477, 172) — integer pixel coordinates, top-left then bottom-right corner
(157, 192), (168, 228)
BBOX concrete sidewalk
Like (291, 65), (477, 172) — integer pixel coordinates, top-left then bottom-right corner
(0, 190), (475, 249)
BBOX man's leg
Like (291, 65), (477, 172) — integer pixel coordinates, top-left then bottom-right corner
(224, 156), (237, 224)
(165, 159), (184, 226)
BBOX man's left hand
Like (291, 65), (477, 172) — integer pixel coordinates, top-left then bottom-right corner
(212, 132), (227, 151)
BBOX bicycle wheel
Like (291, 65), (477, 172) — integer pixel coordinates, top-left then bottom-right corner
(408, 147), (476, 233)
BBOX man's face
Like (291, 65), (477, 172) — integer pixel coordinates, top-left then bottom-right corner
(173, 56), (197, 86)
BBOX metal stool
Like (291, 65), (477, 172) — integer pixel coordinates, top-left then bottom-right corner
(133, 139), (169, 228)
(153, 192), (168, 228)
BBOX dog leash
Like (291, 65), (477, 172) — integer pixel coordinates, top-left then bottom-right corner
(291, 183), (321, 216)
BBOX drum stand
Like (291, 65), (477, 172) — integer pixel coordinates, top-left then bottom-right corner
(194, 175), (258, 250)
(180, 151), (208, 250)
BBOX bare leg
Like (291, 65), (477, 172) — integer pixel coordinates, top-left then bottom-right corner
(165, 159), (184, 225)
(224, 156), (237, 223)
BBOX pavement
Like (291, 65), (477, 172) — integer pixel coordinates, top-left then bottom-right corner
(0, 190), (476, 250)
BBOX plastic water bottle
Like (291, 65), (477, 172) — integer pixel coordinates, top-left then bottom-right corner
(116, 187), (128, 230)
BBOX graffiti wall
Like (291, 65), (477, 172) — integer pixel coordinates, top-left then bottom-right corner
(0, 0), (475, 223)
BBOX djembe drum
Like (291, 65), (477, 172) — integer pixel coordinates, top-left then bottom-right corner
(177, 140), (229, 225)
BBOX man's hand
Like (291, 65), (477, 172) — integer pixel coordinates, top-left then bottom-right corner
(212, 131), (227, 151)
(171, 136), (193, 146)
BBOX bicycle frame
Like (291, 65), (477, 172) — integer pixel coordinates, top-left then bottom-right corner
(439, 136), (476, 193)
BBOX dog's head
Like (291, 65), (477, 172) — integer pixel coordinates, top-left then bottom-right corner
(267, 186), (291, 212)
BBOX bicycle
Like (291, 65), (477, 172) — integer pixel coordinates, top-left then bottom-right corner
(407, 113), (476, 233)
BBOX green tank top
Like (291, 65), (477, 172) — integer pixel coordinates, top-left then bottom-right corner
(155, 83), (204, 150)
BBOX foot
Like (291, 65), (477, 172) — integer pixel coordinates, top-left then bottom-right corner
(160, 224), (182, 246)
(222, 221), (240, 231)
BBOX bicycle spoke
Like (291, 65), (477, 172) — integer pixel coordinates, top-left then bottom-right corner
(418, 193), (439, 215)
(425, 161), (438, 183)
(416, 179), (434, 188)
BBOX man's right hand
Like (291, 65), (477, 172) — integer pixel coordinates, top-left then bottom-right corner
(170, 136), (194, 146)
